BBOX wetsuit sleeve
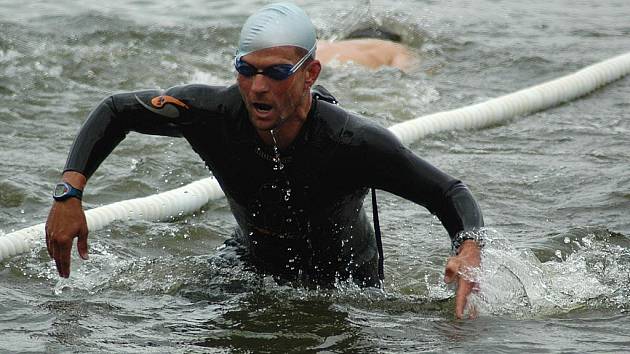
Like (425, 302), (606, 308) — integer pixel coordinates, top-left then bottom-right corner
(359, 125), (484, 240)
(63, 86), (199, 179)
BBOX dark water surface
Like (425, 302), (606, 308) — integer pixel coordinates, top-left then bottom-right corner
(1, 0), (629, 352)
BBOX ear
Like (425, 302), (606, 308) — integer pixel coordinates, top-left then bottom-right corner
(303, 60), (321, 90)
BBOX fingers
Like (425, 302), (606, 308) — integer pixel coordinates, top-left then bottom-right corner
(45, 229), (53, 259)
(45, 205), (70, 277)
(57, 243), (72, 278)
(45, 210), (55, 259)
(445, 254), (480, 319)
(45, 199), (89, 278)
(77, 225), (89, 260)
(53, 257), (61, 277)
(443, 257), (459, 284)
(52, 236), (72, 278)
(455, 276), (473, 319)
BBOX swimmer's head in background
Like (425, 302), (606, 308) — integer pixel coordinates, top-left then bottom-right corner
(236, 2), (317, 61)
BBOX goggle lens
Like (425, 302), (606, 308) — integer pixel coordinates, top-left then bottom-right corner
(234, 44), (316, 81)
(234, 59), (294, 80)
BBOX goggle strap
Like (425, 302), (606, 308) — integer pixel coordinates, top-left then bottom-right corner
(290, 44), (317, 74)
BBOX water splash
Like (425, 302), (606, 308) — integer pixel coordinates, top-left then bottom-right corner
(467, 228), (630, 318)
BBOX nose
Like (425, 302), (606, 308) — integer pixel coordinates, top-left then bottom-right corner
(250, 73), (269, 93)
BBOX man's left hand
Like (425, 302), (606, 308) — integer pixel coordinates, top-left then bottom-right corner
(444, 240), (481, 319)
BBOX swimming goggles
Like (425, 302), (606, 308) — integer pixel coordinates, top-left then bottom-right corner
(234, 45), (316, 81)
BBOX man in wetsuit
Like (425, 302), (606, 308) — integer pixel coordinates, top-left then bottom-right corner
(45, 2), (484, 319)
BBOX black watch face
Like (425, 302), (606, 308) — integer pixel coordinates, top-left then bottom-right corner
(54, 183), (69, 197)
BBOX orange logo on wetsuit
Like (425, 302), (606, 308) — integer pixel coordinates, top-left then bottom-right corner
(135, 94), (189, 118)
(151, 95), (190, 110)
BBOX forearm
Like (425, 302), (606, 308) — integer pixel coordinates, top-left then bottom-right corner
(441, 181), (484, 237)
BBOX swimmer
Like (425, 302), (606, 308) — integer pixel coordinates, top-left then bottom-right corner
(317, 39), (416, 71)
(316, 27), (417, 71)
(45, 2), (484, 319)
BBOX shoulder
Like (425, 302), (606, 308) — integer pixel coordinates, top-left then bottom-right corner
(314, 99), (402, 150)
(163, 84), (242, 112)
(107, 84), (244, 123)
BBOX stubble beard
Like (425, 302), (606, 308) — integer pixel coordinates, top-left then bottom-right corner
(258, 82), (308, 133)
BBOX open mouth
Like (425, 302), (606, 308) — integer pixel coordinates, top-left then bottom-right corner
(253, 102), (273, 112)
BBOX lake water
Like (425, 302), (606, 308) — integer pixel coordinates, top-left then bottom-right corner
(1, 0), (629, 352)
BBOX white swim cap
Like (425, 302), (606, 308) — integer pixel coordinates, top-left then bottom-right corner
(236, 2), (317, 60)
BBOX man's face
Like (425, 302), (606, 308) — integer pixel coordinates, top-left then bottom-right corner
(236, 46), (311, 132)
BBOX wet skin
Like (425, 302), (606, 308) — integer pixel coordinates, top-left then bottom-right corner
(236, 46), (321, 149)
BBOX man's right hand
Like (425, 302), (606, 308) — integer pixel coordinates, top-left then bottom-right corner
(45, 172), (89, 278)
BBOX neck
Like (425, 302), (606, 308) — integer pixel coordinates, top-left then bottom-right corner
(257, 94), (312, 149)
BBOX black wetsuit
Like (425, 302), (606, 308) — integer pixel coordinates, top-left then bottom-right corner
(64, 84), (483, 287)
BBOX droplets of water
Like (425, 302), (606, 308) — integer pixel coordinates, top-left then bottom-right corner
(270, 129), (285, 171)
(253, 129), (297, 232)
(130, 157), (143, 171)
(284, 188), (292, 202)
(467, 228), (629, 318)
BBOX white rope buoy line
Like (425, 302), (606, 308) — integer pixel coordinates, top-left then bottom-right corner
(389, 52), (630, 144)
(2, 51), (630, 262)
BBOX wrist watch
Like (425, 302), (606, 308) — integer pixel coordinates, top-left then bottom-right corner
(52, 182), (83, 201)
(451, 230), (485, 255)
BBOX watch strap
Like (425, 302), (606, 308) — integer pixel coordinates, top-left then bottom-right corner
(451, 229), (485, 255)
